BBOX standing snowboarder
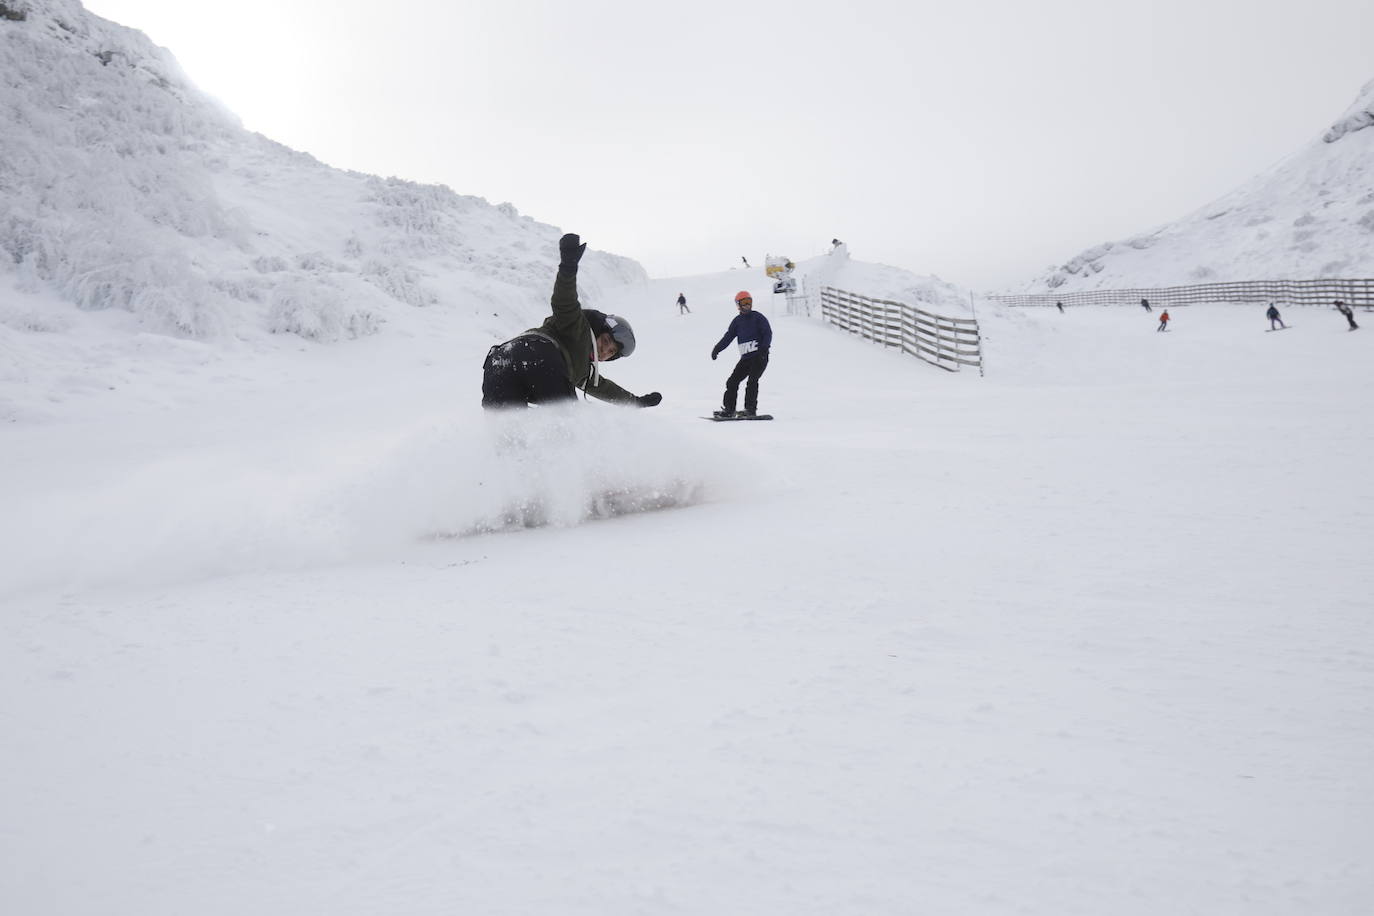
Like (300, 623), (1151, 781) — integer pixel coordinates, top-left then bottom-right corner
(677, 292), (690, 315)
(1266, 304), (1287, 330)
(481, 233), (662, 409)
(710, 291), (772, 418)
(1335, 300), (1359, 330)
(1157, 309), (1170, 332)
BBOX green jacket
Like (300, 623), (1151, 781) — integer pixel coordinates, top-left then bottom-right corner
(525, 265), (637, 405)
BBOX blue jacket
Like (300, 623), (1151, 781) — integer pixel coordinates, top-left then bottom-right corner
(712, 311), (773, 359)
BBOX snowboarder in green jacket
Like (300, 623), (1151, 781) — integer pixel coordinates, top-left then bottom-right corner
(481, 233), (662, 409)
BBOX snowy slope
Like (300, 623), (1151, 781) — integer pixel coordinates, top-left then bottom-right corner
(1028, 77), (1374, 292)
(0, 2), (983, 426)
(2, 3), (1373, 914)
(3, 265), (1372, 915)
(794, 241), (974, 315)
(0, 0), (646, 421)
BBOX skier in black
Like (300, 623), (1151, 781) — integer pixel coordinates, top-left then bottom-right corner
(481, 233), (662, 409)
(1056, 301), (1065, 313)
(1141, 298), (1152, 312)
(1266, 304), (1286, 330)
(1335, 300), (1359, 330)
(677, 292), (690, 315)
(710, 291), (772, 418)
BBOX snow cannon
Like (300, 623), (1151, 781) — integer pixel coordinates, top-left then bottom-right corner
(765, 254), (796, 294)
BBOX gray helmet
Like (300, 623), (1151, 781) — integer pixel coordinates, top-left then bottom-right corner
(603, 313), (636, 358)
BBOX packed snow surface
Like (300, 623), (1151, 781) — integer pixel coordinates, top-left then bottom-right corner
(4, 268), (1372, 915)
(2, 3), (1373, 913)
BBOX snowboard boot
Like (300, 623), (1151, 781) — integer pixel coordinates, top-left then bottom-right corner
(713, 409), (736, 418)
(740, 409), (757, 418)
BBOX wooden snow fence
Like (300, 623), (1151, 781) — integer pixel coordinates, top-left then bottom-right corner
(987, 278), (1374, 310)
(820, 286), (983, 375)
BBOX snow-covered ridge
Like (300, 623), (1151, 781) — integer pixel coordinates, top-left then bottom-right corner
(1026, 76), (1374, 293)
(1324, 77), (1374, 143)
(0, 0), (647, 344)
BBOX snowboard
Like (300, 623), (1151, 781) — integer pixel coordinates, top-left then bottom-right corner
(703, 413), (774, 422)
(1266, 326), (1292, 332)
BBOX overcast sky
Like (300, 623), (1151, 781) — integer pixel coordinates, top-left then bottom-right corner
(82, 0), (1374, 290)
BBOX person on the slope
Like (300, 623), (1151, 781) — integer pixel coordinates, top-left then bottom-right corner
(677, 292), (691, 315)
(1157, 309), (1170, 332)
(481, 233), (662, 409)
(710, 291), (772, 418)
(1055, 301), (1065, 313)
(1266, 304), (1286, 330)
(1335, 300), (1359, 330)
(1141, 298), (1152, 312)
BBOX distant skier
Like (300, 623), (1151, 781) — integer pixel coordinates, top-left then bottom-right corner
(710, 291), (772, 418)
(1335, 300), (1359, 330)
(1157, 309), (1170, 332)
(677, 292), (690, 315)
(481, 233), (662, 409)
(1056, 301), (1065, 313)
(1141, 298), (1152, 312)
(741, 256), (751, 268)
(1266, 304), (1286, 330)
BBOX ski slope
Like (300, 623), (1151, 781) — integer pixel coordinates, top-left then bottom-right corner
(3, 268), (1372, 915)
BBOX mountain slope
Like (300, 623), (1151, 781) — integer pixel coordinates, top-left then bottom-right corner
(1028, 78), (1374, 292)
(0, 0), (645, 345)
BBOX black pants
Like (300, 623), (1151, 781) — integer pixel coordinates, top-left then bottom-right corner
(723, 351), (769, 412)
(481, 335), (575, 408)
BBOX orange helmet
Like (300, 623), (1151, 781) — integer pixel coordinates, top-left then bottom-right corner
(735, 291), (753, 304)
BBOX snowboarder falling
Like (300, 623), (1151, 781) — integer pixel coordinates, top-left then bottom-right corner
(1266, 304), (1286, 330)
(710, 291), (772, 418)
(1157, 310), (1170, 332)
(677, 292), (690, 315)
(481, 233), (662, 409)
(1335, 300), (1359, 330)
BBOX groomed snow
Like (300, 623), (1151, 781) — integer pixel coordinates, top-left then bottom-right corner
(3, 3), (1373, 912)
(3, 268), (1372, 915)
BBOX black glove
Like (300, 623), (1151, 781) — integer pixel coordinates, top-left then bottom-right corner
(710, 348), (719, 361)
(559, 233), (586, 268)
(636, 392), (662, 408)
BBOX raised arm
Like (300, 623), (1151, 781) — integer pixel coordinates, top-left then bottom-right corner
(548, 233), (587, 337)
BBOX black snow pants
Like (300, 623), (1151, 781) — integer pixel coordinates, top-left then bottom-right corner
(723, 350), (769, 413)
(481, 334), (576, 408)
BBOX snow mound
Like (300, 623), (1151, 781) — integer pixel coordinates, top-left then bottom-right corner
(795, 244), (973, 316)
